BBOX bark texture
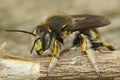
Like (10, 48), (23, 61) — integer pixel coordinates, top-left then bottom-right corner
(0, 49), (120, 80)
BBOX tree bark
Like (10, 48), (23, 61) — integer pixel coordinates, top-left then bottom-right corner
(0, 49), (120, 80)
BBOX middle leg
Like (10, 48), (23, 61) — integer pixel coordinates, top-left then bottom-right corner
(80, 34), (100, 73)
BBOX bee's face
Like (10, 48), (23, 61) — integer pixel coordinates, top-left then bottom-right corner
(32, 25), (52, 55)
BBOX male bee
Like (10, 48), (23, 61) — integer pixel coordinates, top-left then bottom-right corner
(2, 14), (115, 74)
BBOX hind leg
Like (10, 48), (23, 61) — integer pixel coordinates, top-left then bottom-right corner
(92, 42), (116, 51)
(89, 29), (116, 51)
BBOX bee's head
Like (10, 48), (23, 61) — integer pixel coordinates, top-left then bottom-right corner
(3, 25), (52, 55)
(31, 25), (52, 55)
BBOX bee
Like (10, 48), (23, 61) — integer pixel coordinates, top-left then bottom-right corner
(2, 14), (115, 74)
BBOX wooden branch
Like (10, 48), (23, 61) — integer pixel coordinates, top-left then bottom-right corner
(0, 49), (120, 80)
(0, 42), (120, 79)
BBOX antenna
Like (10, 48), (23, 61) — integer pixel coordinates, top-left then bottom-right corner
(0, 29), (35, 36)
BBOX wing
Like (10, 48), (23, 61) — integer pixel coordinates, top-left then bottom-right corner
(69, 14), (111, 31)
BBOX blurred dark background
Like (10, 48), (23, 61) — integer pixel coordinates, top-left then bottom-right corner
(0, 0), (120, 56)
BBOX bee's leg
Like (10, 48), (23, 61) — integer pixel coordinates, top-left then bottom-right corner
(80, 34), (100, 73)
(92, 42), (116, 51)
(103, 42), (116, 51)
(92, 29), (102, 41)
(47, 40), (59, 74)
(90, 29), (116, 51)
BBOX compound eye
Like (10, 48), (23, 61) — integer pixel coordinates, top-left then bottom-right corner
(42, 32), (51, 50)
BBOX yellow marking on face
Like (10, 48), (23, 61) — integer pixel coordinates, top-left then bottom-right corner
(34, 41), (42, 51)
(34, 41), (44, 55)
(39, 49), (44, 55)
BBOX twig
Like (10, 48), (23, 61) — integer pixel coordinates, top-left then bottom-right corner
(0, 50), (120, 80)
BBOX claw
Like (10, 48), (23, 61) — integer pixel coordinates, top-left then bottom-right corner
(47, 57), (58, 73)
(86, 49), (100, 73)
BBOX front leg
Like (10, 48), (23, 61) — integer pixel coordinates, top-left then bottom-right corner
(80, 34), (100, 73)
(47, 40), (59, 73)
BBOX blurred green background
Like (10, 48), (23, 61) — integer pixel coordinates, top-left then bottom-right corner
(0, 0), (120, 56)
